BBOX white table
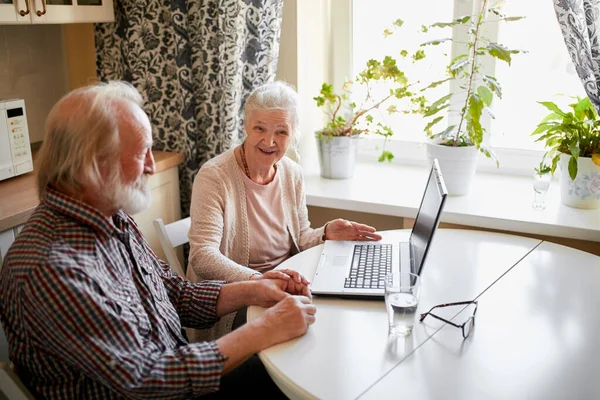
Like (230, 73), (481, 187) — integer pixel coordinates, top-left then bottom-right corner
(247, 229), (594, 400)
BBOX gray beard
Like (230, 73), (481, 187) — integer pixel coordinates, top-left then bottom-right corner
(112, 175), (151, 215)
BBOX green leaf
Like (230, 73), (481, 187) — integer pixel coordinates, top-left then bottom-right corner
(378, 150), (394, 163)
(568, 155), (578, 180)
(539, 112), (563, 123)
(424, 93), (453, 117)
(569, 144), (580, 158)
(393, 19), (404, 27)
(501, 16), (525, 22)
(531, 123), (553, 136)
(483, 75), (502, 99)
(468, 94), (484, 146)
(424, 116), (444, 133)
(487, 43), (512, 65)
(489, 7), (504, 18)
(538, 101), (568, 117)
(412, 50), (426, 61)
(421, 38), (453, 46)
(429, 15), (471, 29)
(477, 86), (493, 106)
(431, 125), (457, 140)
(422, 78), (450, 91)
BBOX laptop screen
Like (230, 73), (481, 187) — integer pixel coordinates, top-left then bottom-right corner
(409, 162), (447, 275)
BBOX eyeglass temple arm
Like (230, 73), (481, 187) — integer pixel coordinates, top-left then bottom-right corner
(419, 311), (463, 329)
(428, 300), (476, 311)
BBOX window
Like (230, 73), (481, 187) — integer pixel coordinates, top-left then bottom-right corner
(490, 0), (585, 151)
(348, 0), (585, 175)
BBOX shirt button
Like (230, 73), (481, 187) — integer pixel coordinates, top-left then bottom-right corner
(126, 296), (132, 302)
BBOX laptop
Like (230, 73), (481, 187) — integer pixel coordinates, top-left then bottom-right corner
(311, 159), (448, 298)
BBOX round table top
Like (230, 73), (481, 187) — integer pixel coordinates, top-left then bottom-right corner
(247, 229), (600, 400)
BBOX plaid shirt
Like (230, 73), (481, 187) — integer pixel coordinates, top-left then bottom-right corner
(0, 188), (227, 399)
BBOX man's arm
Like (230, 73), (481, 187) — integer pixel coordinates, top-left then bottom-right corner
(216, 296), (316, 374)
(24, 262), (227, 399)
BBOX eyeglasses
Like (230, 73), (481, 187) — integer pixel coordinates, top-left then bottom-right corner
(419, 300), (478, 339)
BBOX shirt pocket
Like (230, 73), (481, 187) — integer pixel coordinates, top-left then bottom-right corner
(110, 285), (151, 338)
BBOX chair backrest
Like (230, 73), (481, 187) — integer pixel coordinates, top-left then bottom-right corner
(0, 362), (35, 400)
(152, 217), (191, 277)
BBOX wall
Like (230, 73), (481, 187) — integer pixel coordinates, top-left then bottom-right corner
(0, 25), (69, 143)
(62, 23), (97, 90)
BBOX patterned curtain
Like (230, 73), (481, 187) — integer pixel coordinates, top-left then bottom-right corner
(554, 0), (600, 112)
(95, 0), (283, 216)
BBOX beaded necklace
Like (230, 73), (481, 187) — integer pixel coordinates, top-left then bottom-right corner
(240, 142), (277, 180)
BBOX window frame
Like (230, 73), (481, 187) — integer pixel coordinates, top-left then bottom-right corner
(337, 0), (549, 177)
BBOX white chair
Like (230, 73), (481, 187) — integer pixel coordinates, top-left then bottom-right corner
(0, 362), (35, 400)
(152, 217), (191, 277)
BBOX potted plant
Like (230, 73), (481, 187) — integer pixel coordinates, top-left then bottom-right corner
(418, 0), (524, 195)
(531, 96), (600, 209)
(313, 19), (421, 179)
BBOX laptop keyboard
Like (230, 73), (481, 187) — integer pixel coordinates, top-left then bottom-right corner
(344, 244), (392, 289)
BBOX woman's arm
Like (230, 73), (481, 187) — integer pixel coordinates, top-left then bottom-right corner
(188, 166), (258, 282)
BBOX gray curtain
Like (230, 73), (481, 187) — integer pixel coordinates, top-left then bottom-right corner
(554, 0), (600, 112)
(95, 0), (283, 216)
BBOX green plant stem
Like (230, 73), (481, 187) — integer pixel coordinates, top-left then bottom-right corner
(455, 0), (488, 146)
(348, 93), (395, 130)
(332, 94), (343, 122)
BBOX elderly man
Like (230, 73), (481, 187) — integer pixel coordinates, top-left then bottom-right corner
(0, 81), (316, 399)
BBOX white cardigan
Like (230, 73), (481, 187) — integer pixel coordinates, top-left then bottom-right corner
(188, 149), (325, 283)
(186, 149), (325, 340)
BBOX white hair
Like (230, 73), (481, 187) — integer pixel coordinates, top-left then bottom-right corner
(37, 81), (144, 199)
(243, 81), (301, 148)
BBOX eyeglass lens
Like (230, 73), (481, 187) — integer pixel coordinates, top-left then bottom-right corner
(462, 316), (475, 339)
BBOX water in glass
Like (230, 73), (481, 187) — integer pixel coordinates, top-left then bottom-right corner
(386, 292), (418, 335)
(385, 272), (420, 336)
(532, 173), (551, 209)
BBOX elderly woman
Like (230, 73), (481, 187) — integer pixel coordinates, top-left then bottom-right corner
(187, 81), (381, 339)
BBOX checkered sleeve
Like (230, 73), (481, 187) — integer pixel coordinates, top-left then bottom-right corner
(160, 266), (227, 330)
(23, 258), (227, 399)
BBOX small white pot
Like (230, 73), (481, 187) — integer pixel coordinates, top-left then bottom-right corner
(316, 135), (360, 179)
(558, 154), (600, 209)
(426, 143), (478, 196)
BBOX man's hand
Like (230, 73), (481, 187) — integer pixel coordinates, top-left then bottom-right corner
(216, 295), (317, 373)
(249, 278), (311, 308)
(250, 296), (316, 346)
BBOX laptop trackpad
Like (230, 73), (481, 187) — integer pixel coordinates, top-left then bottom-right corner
(323, 256), (348, 268)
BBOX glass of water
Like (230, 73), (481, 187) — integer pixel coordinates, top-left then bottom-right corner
(532, 171), (552, 209)
(385, 272), (421, 336)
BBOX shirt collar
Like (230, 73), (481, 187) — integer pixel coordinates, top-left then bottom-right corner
(44, 187), (129, 238)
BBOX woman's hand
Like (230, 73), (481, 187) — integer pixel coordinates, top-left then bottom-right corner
(250, 269), (310, 285)
(249, 278), (312, 307)
(324, 219), (382, 241)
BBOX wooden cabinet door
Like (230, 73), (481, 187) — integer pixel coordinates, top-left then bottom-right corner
(0, 0), (32, 24)
(30, 0), (113, 24)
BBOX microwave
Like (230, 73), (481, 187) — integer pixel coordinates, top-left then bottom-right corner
(0, 99), (33, 182)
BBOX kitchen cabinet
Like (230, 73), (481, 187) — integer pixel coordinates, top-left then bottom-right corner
(0, 168), (181, 266)
(0, 151), (184, 266)
(132, 165), (182, 264)
(0, 0), (114, 24)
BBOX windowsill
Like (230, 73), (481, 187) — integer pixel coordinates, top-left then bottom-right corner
(304, 162), (600, 242)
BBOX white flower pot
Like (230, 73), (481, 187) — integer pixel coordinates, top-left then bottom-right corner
(316, 135), (360, 179)
(426, 143), (478, 196)
(558, 154), (600, 209)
